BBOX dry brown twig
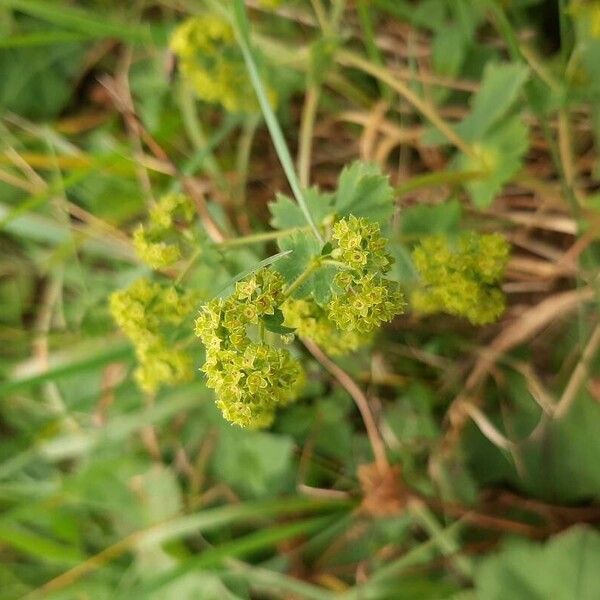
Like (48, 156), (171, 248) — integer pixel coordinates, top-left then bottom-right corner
(441, 286), (595, 453)
(302, 339), (390, 474)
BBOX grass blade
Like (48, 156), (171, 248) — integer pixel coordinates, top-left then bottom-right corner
(230, 0), (323, 243)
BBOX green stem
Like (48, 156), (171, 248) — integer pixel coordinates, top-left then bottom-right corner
(321, 258), (349, 269)
(395, 169), (483, 197)
(408, 500), (473, 579)
(357, 0), (391, 101)
(330, 0), (347, 32)
(218, 226), (309, 249)
(284, 259), (321, 298)
(298, 85), (320, 188)
(231, 0), (324, 244)
(174, 247), (202, 285)
(310, 0), (329, 32)
(235, 113), (261, 227)
(176, 83), (223, 181)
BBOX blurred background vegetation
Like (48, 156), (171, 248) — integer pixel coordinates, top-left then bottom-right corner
(1, 0), (600, 598)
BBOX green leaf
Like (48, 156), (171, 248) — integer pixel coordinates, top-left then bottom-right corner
(1, 0), (155, 43)
(275, 234), (335, 304)
(457, 62), (529, 140)
(400, 199), (463, 237)
(212, 429), (294, 498)
(0, 522), (84, 564)
(334, 161), (395, 224)
(269, 188), (334, 230)
(262, 310), (295, 335)
(474, 526), (600, 600)
(432, 25), (467, 79)
(458, 116), (529, 208)
(0, 43), (85, 120)
(232, 0), (323, 242)
(424, 62), (529, 146)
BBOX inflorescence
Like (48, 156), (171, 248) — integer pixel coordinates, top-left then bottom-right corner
(411, 232), (510, 325)
(170, 14), (265, 113)
(133, 193), (195, 269)
(326, 216), (405, 334)
(110, 278), (198, 393)
(195, 269), (304, 429)
(194, 216), (404, 428)
(282, 298), (366, 356)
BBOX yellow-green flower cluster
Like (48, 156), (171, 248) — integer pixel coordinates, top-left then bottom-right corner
(133, 194), (195, 269)
(195, 269), (304, 429)
(170, 15), (258, 113)
(411, 232), (510, 325)
(110, 278), (197, 393)
(282, 298), (367, 356)
(326, 216), (405, 333)
(259, 0), (282, 8)
(570, 1), (600, 38)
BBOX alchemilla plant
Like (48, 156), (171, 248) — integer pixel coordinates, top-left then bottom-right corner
(109, 6), (511, 429)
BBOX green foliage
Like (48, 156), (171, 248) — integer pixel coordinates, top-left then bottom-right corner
(213, 428), (294, 497)
(458, 115), (529, 208)
(275, 233), (336, 303)
(269, 188), (334, 230)
(334, 161), (395, 224)
(457, 62), (529, 140)
(2, 0), (600, 598)
(473, 526), (600, 600)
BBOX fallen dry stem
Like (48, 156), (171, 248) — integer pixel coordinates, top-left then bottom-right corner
(303, 339), (389, 474)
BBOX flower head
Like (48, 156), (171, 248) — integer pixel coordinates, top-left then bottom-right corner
(195, 268), (304, 428)
(411, 232), (510, 325)
(110, 278), (198, 393)
(170, 15), (272, 113)
(133, 194), (195, 269)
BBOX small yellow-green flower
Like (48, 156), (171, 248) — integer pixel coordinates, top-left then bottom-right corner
(110, 278), (198, 393)
(195, 268), (304, 429)
(133, 193), (195, 270)
(411, 232), (510, 325)
(324, 216), (405, 334)
(282, 298), (367, 355)
(170, 15), (268, 113)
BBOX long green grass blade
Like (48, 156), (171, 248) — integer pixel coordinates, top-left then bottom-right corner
(231, 0), (323, 243)
(0, 0), (158, 42)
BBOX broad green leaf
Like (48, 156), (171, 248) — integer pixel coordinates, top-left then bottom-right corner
(424, 62), (529, 146)
(475, 526), (600, 600)
(400, 199), (463, 237)
(269, 188), (334, 230)
(432, 25), (467, 79)
(262, 310), (295, 335)
(458, 116), (529, 208)
(457, 62), (529, 140)
(211, 429), (294, 498)
(0, 43), (85, 120)
(334, 161), (395, 224)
